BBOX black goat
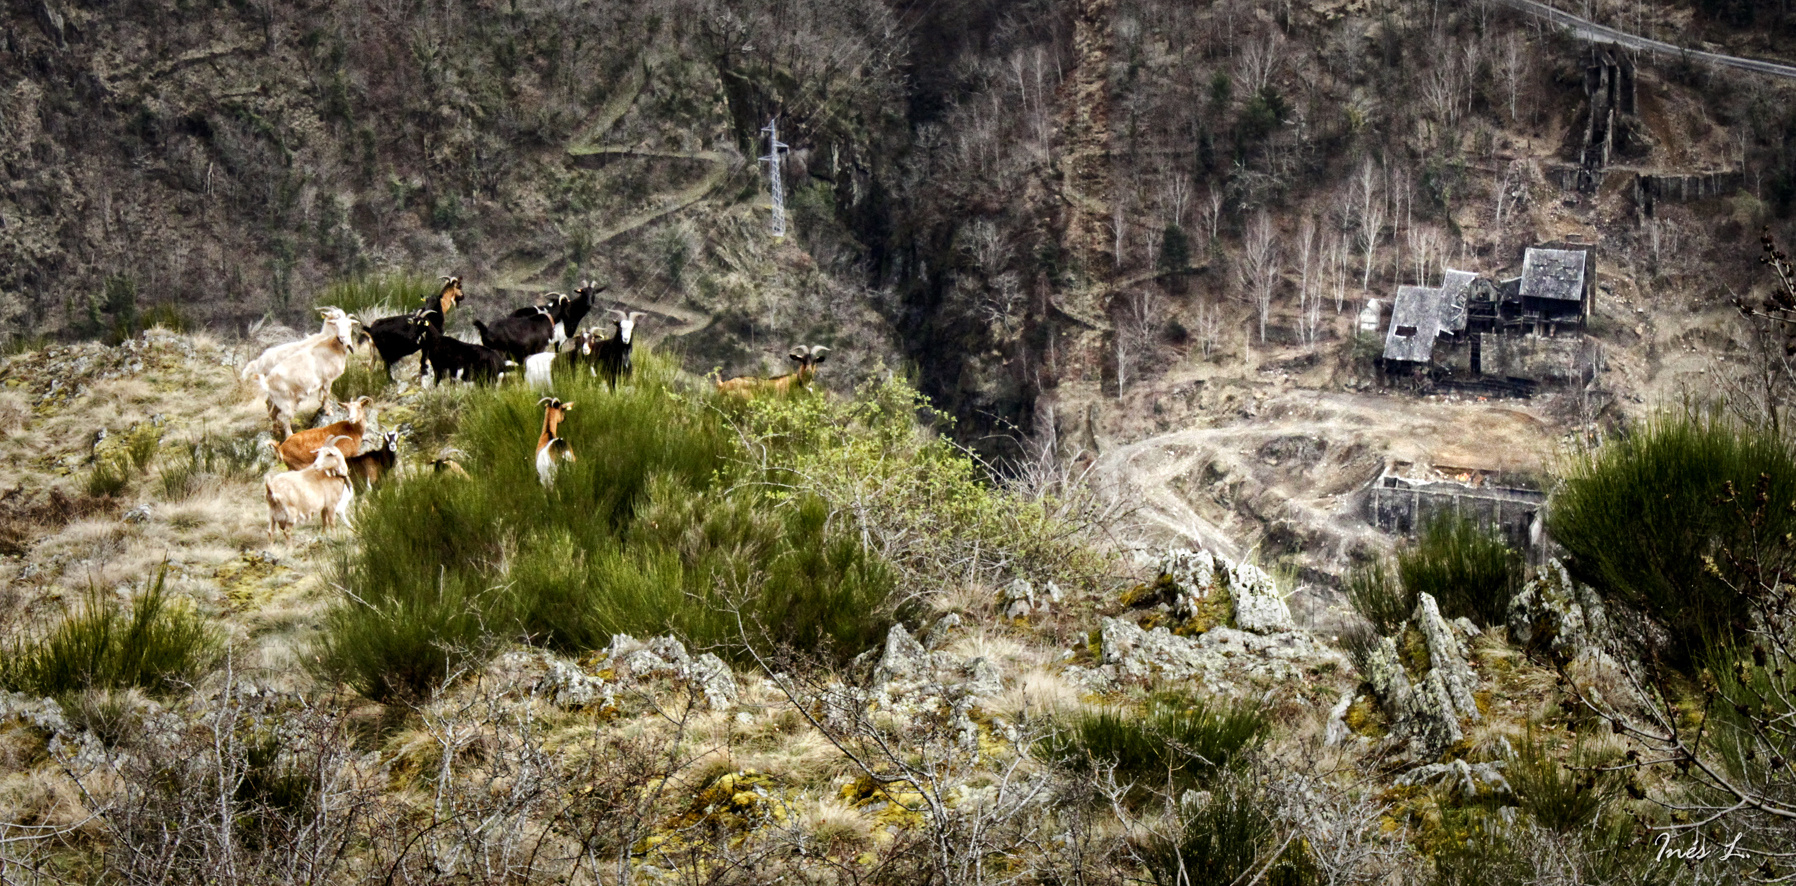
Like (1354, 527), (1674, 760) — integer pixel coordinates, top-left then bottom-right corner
(366, 277), (463, 380)
(473, 307), (556, 364)
(365, 310), (431, 379)
(595, 309), (646, 391)
(422, 325), (514, 385)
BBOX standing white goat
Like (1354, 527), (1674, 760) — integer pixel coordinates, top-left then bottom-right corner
(241, 308), (349, 380)
(255, 312), (359, 439)
(264, 436), (355, 539)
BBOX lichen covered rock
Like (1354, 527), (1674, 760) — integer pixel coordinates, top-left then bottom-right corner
(1353, 592), (1483, 759)
(1507, 558), (1607, 661)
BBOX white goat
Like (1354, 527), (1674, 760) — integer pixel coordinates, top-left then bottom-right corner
(255, 313), (358, 438)
(241, 308), (349, 380)
(265, 436), (355, 539)
(524, 352), (556, 390)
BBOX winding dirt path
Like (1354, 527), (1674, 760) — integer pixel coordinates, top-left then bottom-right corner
(491, 57), (736, 336)
(1091, 389), (1560, 557)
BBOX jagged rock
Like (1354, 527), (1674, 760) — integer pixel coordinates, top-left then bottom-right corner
(1508, 558), (1607, 660)
(1396, 759), (1511, 799)
(123, 504), (152, 523)
(1354, 593), (1482, 759)
(1083, 617), (1347, 698)
(602, 634), (737, 708)
(1227, 560), (1295, 634)
(537, 657), (615, 710)
(0, 690), (69, 734)
(1324, 691), (1356, 746)
(922, 612), (962, 650)
(1415, 594), (1479, 723)
(1001, 579), (1036, 618)
(871, 624), (930, 691)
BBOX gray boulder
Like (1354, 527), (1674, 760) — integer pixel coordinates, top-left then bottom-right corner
(1508, 559), (1608, 660)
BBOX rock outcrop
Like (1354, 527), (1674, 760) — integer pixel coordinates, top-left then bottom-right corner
(1354, 592), (1483, 759)
(1507, 558), (1608, 661)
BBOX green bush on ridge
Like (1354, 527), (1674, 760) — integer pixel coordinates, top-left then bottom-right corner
(1041, 692), (1269, 789)
(1398, 515), (1520, 630)
(317, 352), (898, 703)
(1549, 410), (1796, 665)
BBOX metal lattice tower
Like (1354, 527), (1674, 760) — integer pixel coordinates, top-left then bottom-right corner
(759, 118), (789, 238)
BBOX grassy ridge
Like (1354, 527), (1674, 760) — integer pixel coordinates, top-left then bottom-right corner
(318, 352), (896, 703)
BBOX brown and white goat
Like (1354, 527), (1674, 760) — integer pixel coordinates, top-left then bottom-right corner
(255, 312), (359, 438)
(717, 345), (830, 398)
(535, 397), (575, 487)
(346, 431), (399, 489)
(265, 436), (355, 539)
(271, 396), (374, 470)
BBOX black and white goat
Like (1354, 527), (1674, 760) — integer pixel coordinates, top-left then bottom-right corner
(595, 309), (646, 391)
(366, 276), (464, 380)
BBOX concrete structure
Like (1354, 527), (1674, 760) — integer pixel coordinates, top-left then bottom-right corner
(1364, 461), (1546, 548)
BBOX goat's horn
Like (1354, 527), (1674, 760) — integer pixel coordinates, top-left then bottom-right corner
(789, 345), (809, 359)
(538, 397), (558, 407)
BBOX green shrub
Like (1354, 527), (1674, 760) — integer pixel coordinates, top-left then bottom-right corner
(1139, 777), (1317, 886)
(160, 431), (264, 500)
(317, 352), (898, 703)
(333, 352), (395, 403)
(122, 423), (163, 474)
(1549, 411), (1796, 664)
(1508, 729), (1617, 832)
(87, 458), (130, 498)
(1398, 515), (1519, 629)
(735, 372), (1112, 595)
(1344, 560), (1412, 635)
(1042, 693), (1269, 789)
(0, 568), (221, 698)
(317, 272), (437, 318)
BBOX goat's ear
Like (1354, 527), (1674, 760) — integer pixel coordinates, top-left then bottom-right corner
(562, 402), (575, 411)
(808, 346), (830, 364)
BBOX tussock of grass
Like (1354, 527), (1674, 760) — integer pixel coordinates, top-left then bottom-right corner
(1344, 560), (1411, 635)
(1138, 777), (1318, 886)
(1398, 516), (1520, 629)
(317, 352), (896, 703)
(317, 272), (438, 318)
(1507, 729), (1616, 832)
(1549, 411), (1796, 664)
(1041, 693), (1269, 788)
(0, 567), (222, 698)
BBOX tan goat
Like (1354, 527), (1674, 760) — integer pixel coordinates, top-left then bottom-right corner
(241, 307), (350, 380)
(717, 345), (830, 399)
(270, 396), (374, 470)
(535, 397), (575, 487)
(265, 436), (355, 539)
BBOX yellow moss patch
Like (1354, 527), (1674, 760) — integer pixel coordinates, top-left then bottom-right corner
(839, 774), (927, 829)
(1343, 694), (1388, 738)
(215, 551), (284, 610)
(669, 768), (788, 833)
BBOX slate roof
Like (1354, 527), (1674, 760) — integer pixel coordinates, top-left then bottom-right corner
(1520, 248), (1587, 303)
(1383, 285), (1443, 363)
(1437, 269), (1477, 333)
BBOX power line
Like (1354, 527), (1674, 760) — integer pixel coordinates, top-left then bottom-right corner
(759, 118), (790, 238)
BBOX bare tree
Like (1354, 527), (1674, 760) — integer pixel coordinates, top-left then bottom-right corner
(1296, 217), (1320, 346)
(1239, 211), (1282, 343)
(1193, 297), (1225, 358)
(1500, 34), (1528, 124)
(1115, 289), (1167, 391)
(1236, 30), (1285, 95)
(1356, 160), (1384, 292)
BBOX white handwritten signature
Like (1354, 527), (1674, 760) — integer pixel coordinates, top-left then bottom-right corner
(1653, 832), (1750, 863)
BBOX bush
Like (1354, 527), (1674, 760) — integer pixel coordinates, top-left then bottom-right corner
(1507, 729), (1617, 832)
(734, 372), (1112, 599)
(1344, 560), (1412, 635)
(0, 567), (221, 698)
(1549, 411), (1796, 664)
(1398, 515), (1519, 629)
(317, 352), (898, 703)
(87, 458), (130, 498)
(1042, 693), (1269, 789)
(317, 272), (437, 318)
(1138, 777), (1316, 886)
(159, 430), (263, 500)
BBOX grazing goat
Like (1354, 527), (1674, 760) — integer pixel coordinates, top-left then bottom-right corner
(717, 345), (830, 398)
(256, 312), (360, 438)
(241, 307), (349, 381)
(525, 352), (556, 390)
(475, 306), (556, 363)
(535, 397), (575, 487)
(421, 323), (514, 385)
(265, 437), (355, 539)
(271, 396), (374, 470)
(595, 309), (646, 391)
(346, 432), (399, 489)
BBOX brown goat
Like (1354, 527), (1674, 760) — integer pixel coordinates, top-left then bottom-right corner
(271, 396), (374, 470)
(535, 397), (576, 486)
(717, 345), (830, 399)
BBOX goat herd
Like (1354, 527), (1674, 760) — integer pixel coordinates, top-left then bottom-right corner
(239, 276), (832, 539)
